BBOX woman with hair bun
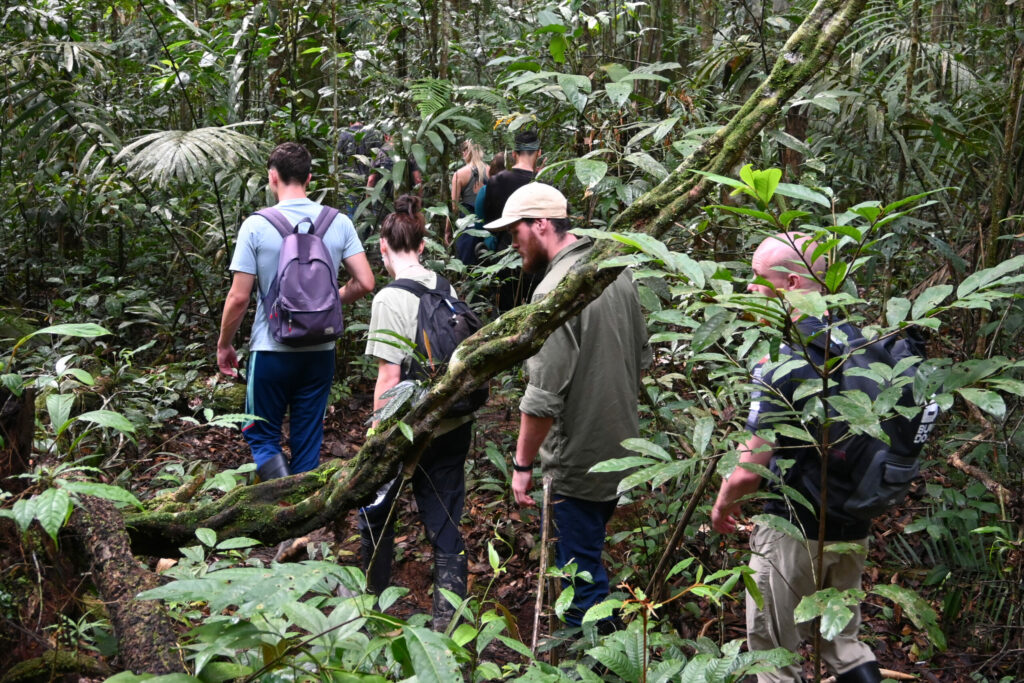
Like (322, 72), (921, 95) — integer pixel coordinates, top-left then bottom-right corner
(361, 194), (473, 630)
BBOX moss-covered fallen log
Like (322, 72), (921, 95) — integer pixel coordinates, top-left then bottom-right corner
(124, 0), (867, 554)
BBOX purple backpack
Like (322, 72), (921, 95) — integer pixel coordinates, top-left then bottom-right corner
(256, 206), (344, 347)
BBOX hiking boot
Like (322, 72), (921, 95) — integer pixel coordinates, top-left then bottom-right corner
(256, 453), (291, 481)
(431, 552), (467, 632)
(359, 530), (394, 595)
(836, 661), (883, 683)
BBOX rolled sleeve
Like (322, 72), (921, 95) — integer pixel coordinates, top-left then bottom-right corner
(520, 384), (563, 418)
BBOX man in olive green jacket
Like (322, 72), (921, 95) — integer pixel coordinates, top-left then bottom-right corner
(485, 183), (651, 627)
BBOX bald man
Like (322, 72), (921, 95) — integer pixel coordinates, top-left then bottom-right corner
(711, 233), (883, 683)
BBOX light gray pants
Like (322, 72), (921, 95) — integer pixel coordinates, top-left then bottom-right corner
(747, 525), (877, 682)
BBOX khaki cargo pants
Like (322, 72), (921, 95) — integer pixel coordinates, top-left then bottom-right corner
(747, 524), (877, 682)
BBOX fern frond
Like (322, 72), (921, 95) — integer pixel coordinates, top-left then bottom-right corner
(411, 78), (453, 118)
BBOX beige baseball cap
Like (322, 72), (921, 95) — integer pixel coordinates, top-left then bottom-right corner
(483, 182), (569, 231)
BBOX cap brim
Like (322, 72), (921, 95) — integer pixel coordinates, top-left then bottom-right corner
(482, 215), (522, 231)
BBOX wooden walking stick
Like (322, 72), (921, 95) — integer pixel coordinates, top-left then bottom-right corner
(531, 474), (554, 655)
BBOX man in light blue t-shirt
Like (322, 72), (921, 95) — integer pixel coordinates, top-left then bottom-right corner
(217, 142), (375, 481)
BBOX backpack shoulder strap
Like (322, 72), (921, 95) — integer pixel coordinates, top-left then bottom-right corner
(386, 278), (430, 298)
(431, 275), (452, 295)
(254, 207), (294, 239)
(311, 206), (340, 238)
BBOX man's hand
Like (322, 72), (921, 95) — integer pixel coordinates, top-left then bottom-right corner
(512, 469), (535, 507)
(217, 344), (238, 377)
(711, 501), (743, 534)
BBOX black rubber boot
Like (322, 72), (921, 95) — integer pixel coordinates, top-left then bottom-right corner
(359, 531), (394, 595)
(836, 661), (883, 683)
(256, 453), (291, 481)
(432, 552), (468, 632)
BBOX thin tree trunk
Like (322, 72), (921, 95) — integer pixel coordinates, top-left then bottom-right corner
(974, 44), (1024, 356)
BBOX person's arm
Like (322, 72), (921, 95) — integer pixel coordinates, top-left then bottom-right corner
(338, 252), (375, 303)
(446, 168), (465, 245)
(371, 359), (402, 427)
(511, 413), (554, 507)
(217, 272), (255, 376)
(711, 434), (773, 534)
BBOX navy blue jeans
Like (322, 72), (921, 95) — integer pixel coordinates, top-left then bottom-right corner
(358, 421), (472, 555)
(243, 349), (334, 474)
(551, 495), (618, 626)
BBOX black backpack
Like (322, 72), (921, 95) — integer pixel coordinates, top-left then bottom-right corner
(797, 327), (940, 523)
(384, 275), (488, 418)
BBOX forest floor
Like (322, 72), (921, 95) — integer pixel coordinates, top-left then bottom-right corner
(129, 376), (1003, 683)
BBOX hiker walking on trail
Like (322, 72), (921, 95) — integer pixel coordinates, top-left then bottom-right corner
(361, 194), (476, 630)
(217, 142), (374, 481)
(447, 139), (489, 264)
(711, 232), (884, 683)
(483, 183), (651, 630)
(482, 127), (543, 310)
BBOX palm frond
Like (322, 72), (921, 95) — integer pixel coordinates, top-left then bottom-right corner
(115, 124), (266, 188)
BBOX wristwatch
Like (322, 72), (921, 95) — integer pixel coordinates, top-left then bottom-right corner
(512, 459), (532, 473)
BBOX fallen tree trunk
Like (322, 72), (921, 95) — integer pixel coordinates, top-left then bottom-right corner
(69, 496), (184, 674)
(124, 0), (869, 552)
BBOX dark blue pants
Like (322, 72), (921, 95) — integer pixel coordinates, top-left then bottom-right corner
(552, 495), (618, 626)
(243, 349), (334, 474)
(358, 422), (472, 555)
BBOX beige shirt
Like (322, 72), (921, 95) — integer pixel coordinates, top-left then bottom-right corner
(519, 238), (651, 501)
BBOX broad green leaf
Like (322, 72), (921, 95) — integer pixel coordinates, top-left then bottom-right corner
(216, 536), (260, 550)
(956, 387), (1006, 419)
(624, 152), (668, 180)
(822, 542), (867, 556)
(33, 487), (72, 542)
(398, 421), (415, 443)
(46, 393), (75, 436)
(557, 74), (588, 112)
(63, 368), (96, 385)
(956, 254), (1024, 298)
(793, 587), (861, 640)
(605, 81), (632, 107)
(554, 586), (574, 618)
(693, 416), (714, 457)
(872, 584), (947, 650)
(589, 456), (656, 473)
(196, 528), (217, 547)
(488, 541), (500, 573)
(739, 165), (781, 205)
(619, 440), (671, 462)
(25, 323), (111, 340)
(12, 498), (35, 534)
(61, 481), (142, 508)
(784, 290), (827, 318)
(548, 34), (568, 63)
(582, 599), (618, 624)
(774, 182), (830, 208)
(575, 159), (608, 188)
(691, 169), (745, 190)
(779, 209), (811, 228)
(708, 204), (776, 223)
(692, 310), (733, 352)
(911, 285), (953, 319)
(824, 261), (848, 293)
(886, 297), (912, 325)
(77, 409), (136, 434)
(749, 514), (806, 541)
